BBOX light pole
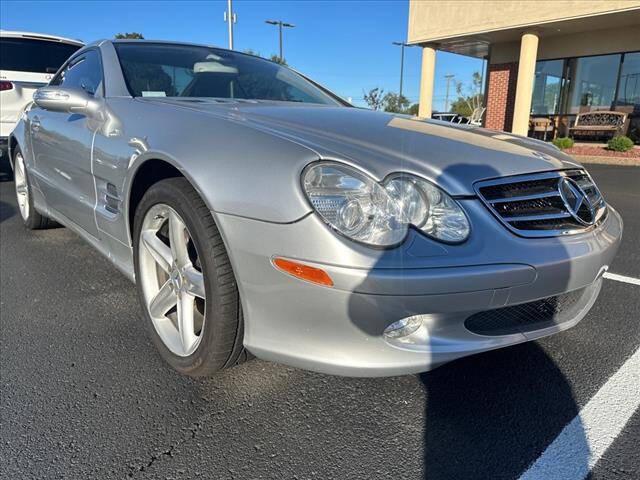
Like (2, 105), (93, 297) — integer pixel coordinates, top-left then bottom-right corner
(223, 0), (237, 49)
(265, 20), (295, 63)
(444, 74), (455, 112)
(392, 41), (416, 103)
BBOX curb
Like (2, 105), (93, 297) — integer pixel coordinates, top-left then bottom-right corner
(572, 155), (640, 167)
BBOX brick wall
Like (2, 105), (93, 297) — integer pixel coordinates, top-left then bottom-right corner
(485, 62), (518, 132)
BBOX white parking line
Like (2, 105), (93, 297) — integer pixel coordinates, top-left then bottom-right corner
(519, 347), (640, 480)
(603, 272), (640, 286)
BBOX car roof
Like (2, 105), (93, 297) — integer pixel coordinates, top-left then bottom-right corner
(90, 38), (279, 64)
(0, 30), (84, 46)
(94, 38), (233, 52)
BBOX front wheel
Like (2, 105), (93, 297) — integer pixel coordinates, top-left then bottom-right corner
(133, 177), (248, 376)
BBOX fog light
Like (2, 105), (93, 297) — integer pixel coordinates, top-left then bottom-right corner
(383, 316), (424, 339)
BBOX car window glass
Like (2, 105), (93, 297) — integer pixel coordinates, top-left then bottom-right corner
(0, 37), (80, 73)
(113, 43), (341, 105)
(50, 50), (103, 96)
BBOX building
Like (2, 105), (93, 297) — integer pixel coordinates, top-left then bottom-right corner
(408, 1), (640, 141)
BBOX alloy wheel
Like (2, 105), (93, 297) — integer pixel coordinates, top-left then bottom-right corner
(14, 152), (29, 220)
(138, 204), (206, 357)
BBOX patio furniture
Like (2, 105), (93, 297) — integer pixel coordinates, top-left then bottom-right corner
(529, 117), (555, 141)
(568, 111), (627, 140)
(432, 112), (458, 122)
(458, 107), (485, 126)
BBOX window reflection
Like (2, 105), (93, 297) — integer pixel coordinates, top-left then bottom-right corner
(616, 52), (640, 142)
(529, 52), (640, 141)
(617, 53), (640, 108)
(531, 60), (564, 115)
(565, 54), (621, 114)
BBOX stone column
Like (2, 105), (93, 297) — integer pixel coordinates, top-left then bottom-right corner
(512, 32), (539, 136)
(418, 46), (436, 119)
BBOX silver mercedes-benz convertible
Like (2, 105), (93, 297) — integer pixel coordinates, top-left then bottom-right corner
(9, 40), (622, 377)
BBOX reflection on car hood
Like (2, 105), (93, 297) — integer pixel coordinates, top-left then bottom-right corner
(149, 99), (582, 196)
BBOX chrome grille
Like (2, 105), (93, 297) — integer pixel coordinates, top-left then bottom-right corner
(474, 170), (607, 238)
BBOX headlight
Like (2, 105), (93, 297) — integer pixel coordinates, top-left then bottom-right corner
(302, 162), (470, 247)
(302, 162), (408, 247)
(386, 175), (470, 243)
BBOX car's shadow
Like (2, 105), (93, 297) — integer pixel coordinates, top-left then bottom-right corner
(0, 156), (16, 223)
(419, 343), (582, 478)
(188, 342), (583, 479)
(0, 154), (13, 183)
(0, 200), (16, 223)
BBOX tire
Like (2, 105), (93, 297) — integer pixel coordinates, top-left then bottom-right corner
(133, 177), (248, 376)
(12, 146), (56, 230)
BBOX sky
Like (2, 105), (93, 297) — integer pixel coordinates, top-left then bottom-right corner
(0, 0), (484, 110)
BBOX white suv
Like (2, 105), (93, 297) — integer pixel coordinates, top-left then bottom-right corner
(0, 31), (83, 157)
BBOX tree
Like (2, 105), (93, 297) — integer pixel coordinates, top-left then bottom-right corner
(115, 32), (144, 39)
(407, 103), (420, 116)
(450, 96), (479, 117)
(382, 92), (410, 113)
(269, 54), (287, 66)
(363, 87), (385, 111)
(450, 71), (484, 117)
(244, 50), (287, 66)
(113, 32), (173, 96)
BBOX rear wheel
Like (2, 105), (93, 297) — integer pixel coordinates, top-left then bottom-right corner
(133, 177), (248, 376)
(13, 147), (56, 229)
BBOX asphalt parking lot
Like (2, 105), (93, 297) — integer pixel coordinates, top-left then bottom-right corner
(1, 160), (638, 480)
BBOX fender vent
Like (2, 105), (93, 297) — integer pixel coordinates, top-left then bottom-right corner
(105, 183), (120, 214)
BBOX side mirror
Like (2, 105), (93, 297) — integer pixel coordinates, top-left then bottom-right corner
(33, 87), (97, 115)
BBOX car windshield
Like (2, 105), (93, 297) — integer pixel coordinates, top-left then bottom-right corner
(113, 42), (342, 105)
(0, 37), (81, 73)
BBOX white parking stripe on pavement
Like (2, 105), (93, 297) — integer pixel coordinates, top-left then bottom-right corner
(518, 347), (640, 480)
(603, 272), (640, 286)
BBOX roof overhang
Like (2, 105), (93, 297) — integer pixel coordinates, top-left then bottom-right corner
(409, 8), (640, 58)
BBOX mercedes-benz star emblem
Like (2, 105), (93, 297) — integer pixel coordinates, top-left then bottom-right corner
(558, 177), (596, 225)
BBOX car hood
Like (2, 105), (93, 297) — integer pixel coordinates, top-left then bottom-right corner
(150, 99), (582, 196)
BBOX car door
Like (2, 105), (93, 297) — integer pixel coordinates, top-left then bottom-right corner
(29, 49), (103, 238)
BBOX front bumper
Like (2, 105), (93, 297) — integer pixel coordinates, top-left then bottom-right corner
(215, 201), (623, 377)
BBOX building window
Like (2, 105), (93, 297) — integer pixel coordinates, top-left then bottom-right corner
(528, 51), (639, 141)
(617, 52), (640, 142)
(565, 54), (622, 114)
(617, 52), (640, 109)
(531, 59), (564, 115)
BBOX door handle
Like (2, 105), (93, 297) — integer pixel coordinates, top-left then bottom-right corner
(31, 116), (41, 132)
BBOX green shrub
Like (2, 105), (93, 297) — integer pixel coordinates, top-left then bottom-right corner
(607, 135), (634, 152)
(552, 137), (575, 150)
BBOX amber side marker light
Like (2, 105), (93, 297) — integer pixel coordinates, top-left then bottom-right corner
(272, 257), (334, 287)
